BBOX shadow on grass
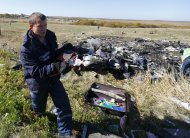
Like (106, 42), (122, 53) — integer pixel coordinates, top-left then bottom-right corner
(78, 99), (190, 138)
(23, 95), (190, 138)
(44, 96), (190, 138)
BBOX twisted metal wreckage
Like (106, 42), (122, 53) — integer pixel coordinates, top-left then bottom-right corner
(12, 36), (189, 80)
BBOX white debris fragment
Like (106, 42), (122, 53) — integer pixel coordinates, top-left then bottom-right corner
(83, 55), (93, 67)
(0, 64), (4, 68)
(178, 113), (190, 124)
(73, 58), (83, 66)
(87, 38), (101, 50)
(50, 106), (58, 115)
(165, 46), (177, 52)
(169, 97), (190, 111)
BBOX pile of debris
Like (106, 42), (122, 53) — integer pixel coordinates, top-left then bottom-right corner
(4, 36), (189, 79)
(60, 36), (189, 79)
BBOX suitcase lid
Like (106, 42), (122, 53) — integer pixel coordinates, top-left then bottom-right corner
(84, 83), (130, 116)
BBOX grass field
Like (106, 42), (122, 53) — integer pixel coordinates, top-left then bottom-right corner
(1, 18), (190, 49)
(0, 18), (190, 137)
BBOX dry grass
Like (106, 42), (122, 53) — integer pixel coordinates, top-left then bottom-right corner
(0, 18), (190, 136)
(72, 19), (190, 29)
(99, 18), (190, 26)
(125, 73), (190, 119)
(1, 18), (190, 50)
(58, 69), (190, 130)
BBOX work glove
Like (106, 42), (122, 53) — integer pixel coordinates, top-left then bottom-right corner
(55, 43), (75, 57)
(73, 58), (83, 66)
(57, 52), (77, 66)
(52, 61), (67, 73)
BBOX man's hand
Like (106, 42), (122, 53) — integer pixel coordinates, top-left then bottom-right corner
(57, 53), (77, 67)
(63, 53), (75, 61)
(52, 61), (67, 73)
(57, 52), (76, 62)
(55, 43), (75, 58)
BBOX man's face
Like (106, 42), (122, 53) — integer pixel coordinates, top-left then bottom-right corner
(31, 18), (47, 38)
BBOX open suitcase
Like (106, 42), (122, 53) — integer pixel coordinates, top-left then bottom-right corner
(84, 83), (130, 117)
(84, 83), (131, 137)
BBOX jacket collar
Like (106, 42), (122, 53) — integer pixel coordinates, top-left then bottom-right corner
(27, 29), (49, 49)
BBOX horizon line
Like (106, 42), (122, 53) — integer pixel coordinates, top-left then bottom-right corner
(0, 12), (190, 22)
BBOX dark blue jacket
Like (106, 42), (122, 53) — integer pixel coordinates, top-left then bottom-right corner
(20, 29), (60, 91)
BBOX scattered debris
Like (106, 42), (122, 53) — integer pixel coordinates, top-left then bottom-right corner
(86, 123), (123, 138)
(157, 128), (190, 138)
(57, 36), (188, 79)
(88, 132), (122, 138)
(169, 97), (190, 111)
(178, 113), (190, 124)
(5, 36), (189, 80)
(0, 64), (4, 68)
(50, 106), (58, 116)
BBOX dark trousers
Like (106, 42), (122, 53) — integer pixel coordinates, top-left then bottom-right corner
(30, 78), (72, 136)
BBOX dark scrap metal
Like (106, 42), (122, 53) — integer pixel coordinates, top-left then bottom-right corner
(58, 37), (188, 79)
(8, 36), (190, 79)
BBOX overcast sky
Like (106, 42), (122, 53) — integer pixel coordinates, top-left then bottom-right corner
(0, 0), (189, 21)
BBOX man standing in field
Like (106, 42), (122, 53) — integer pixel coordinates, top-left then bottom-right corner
(20, 12), (73, 137)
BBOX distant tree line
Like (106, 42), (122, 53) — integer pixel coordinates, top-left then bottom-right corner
(0, 13), (21, 18)
(71, 19), (190, 29)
